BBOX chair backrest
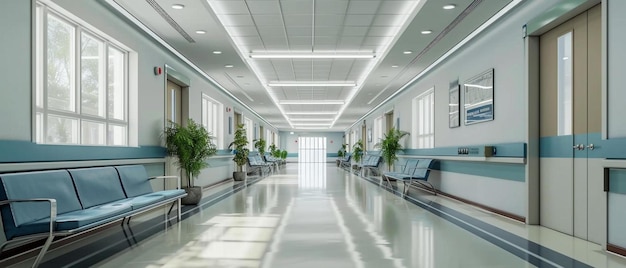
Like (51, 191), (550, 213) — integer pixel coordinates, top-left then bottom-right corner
(115, 165), (153, 198)
(68, 167), (126, 208)
(412, 159), (438, 179)
(400, 159), (419, 173)
(0, 170), (83, 239)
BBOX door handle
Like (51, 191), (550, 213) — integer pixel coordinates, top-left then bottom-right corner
(572, 144), (584, 150)
(587, 144), (595, 150)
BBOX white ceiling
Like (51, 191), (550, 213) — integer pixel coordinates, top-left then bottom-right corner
(111, 0), (512, 132)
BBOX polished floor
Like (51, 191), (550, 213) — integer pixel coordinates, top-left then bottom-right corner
(14, 163), (626, 267)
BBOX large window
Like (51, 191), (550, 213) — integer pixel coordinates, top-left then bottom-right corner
(413, 88), (434, 148)
(373, 115), (384, 146)
(244, 117), (254, 151)
(202, 94), (223, 149)
(35, 3), (130, 146)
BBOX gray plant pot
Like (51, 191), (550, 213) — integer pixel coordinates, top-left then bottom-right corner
(181, 186), (202, 205)
(233, 171), (246, 181)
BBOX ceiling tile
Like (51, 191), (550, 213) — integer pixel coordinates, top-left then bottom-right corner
(314, 36), (338, 46)
(227, 26), (260, 37)
(286, 26), (312, 37)
(368, 26), (399, 37)
(284, 15), (313, 27)
(338, 36), (365, 46)
(314, 44), (337, 50)
(315, 1), (348, 14)
(221, 15), (255, 26)
(342, 26), (369, 36)
(314, 27), (341, 37)
(252, 14), (284, 26)
(257, 26), (286, 36)
(288, 36), (312, 46)
(210, 1), (248, 15)
(345, 14), (375, 26)
(247, 1), (280, 14)
(281, 0), (313, 15)
(347, 1), (381, 15)
(372, 14), (404, 26)
(236, 36), (263, 46)
(314, 14), (344, 27)
(363, 36), (390, 46)
(379, 1), (414, 15)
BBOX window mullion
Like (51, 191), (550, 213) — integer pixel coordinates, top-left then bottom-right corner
(42, 6), (49, 144)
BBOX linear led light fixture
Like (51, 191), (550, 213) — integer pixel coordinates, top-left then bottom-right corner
(285, 112), (337, 115)
(250, 51), (375, 59)
(295, 127), (330, 130)
(279, 100), (345, 105)
(289, 118), (334, 122)
(292, 123), (332, 126)
(268, 81), (356, 87)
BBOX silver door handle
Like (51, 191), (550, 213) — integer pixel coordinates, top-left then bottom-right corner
(587, 144), (595, 150)
(573, 144), (584, 150)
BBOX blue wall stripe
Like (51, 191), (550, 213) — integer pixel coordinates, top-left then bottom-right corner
(609, 169), (626, 195)
(0, 140), (165, 163)
(540, 133), (626, 159)
(438, 160), (525, 182)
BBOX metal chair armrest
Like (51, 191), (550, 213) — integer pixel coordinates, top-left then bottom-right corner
(0, 198), (57, 235)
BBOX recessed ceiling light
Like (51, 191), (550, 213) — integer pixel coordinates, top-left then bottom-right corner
(195, 30), (206, 34)
(224, 64), (234, 68)
(403, 50), (413, 54)
(421, 30), (433, 34)
(285, 112), (337, 115)
(212, 51), (222, 55)
(391, 65), (399, 68)
(443, 4), (457, 10)
(171, 4), (184, 9)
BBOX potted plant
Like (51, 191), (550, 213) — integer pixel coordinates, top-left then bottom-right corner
(269, 143), (277, 156)
(336, 143), (347, 166)
(375, 128), (409, 171)
(352, 139), (364, 165)
(164, 118), (217, 205)
(254, 138), (266, 156)
(280, 149), (288, 161)
(229, 123), (249, 181)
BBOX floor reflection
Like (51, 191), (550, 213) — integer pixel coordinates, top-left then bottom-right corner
(298, 162), (327, 189)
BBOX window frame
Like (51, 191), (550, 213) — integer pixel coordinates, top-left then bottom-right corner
(412, 88), (435, 149)
(201, 94), (224, 149)
(34, 2), (131, 146)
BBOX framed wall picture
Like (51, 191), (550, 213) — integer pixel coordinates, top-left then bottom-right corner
(464, 69), (494, 125)
(449, 81), (460, 128)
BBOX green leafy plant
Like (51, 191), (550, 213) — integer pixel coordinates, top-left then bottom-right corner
(269, 143), (277, 156)
(228, 123), (249, 172)
(271, 144), (282, 158)
(280, 149), (288, 160)
(164, 118), (217, 187)
(374, 128), (409, 171)
(337, 143), (347, 158)
(254, 138), (267, 155)
(352, 140), (364, 163)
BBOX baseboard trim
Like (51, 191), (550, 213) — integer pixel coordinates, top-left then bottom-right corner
(608, 243), (626, 257)
(434, 189), (526, 223)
